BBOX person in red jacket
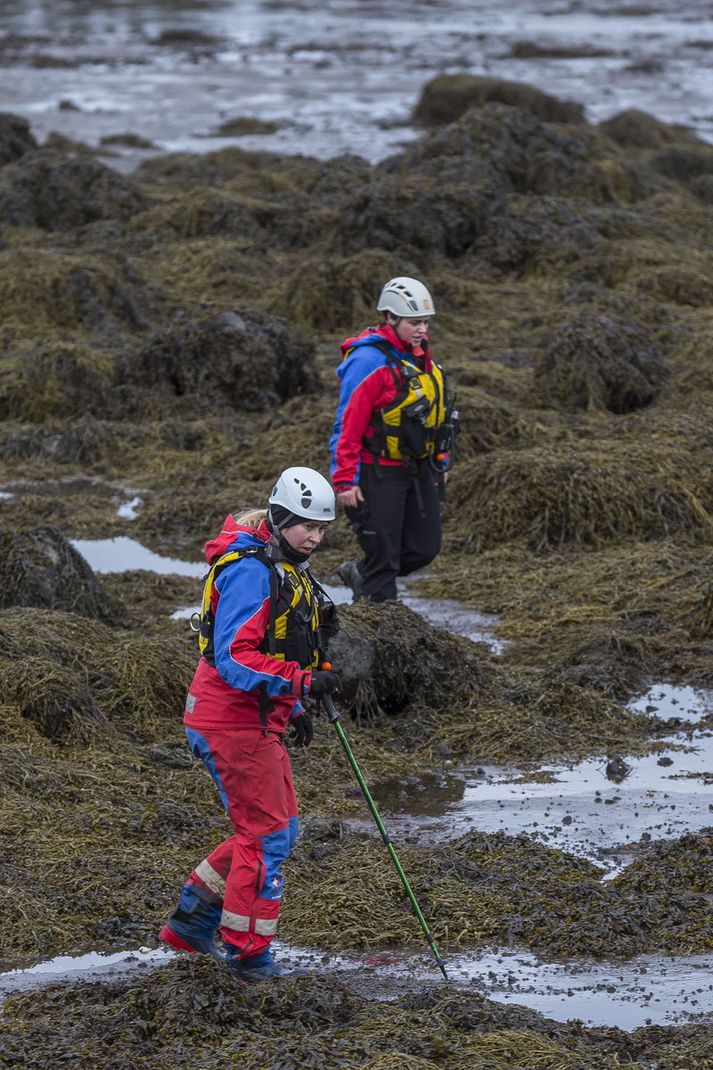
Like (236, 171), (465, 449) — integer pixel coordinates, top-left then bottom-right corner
(159, 466), (340, 982)
(330, 277), (454, 602)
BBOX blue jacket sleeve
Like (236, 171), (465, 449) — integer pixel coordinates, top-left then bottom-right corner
(212, 558), (306, 698)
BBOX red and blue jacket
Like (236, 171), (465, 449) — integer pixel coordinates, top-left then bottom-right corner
(329, 323), (433, 490)
(184, 516), (311, 734)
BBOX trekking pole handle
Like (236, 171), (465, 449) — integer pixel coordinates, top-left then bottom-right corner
(322, 694), (341, 724)
(320, 664), (342, 724)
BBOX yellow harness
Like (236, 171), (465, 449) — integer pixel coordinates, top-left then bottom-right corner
(196, 547), (322, 670)
(343, 339), (449, 464)
(376, 356), (448, 463)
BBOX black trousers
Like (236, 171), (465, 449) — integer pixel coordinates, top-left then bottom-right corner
(347, 461), (442, 602)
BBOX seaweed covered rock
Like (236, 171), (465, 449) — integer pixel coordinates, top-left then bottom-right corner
(599, 108), (699, 150)
(0, 340), (117, 421)
(135, 307), (319, 410)
(533, 313), (670, 413)
(614, 829), (713, 896)
(337, 160), (496, 258)
(690, 583), (713, 639)
(0, 606), (194, 741)
(477, 195), (601, 273)
(0, 657), (104, 745)
(0, 111), (36, 166)
(413, 75), (585, 127)
(650, 144), (713, 185)
(0, 247), (150, 334)
(0, 417), (132, 466)
(325, 601), (486, 722)
(447, 443), (711, 550)
(283, 249), (411, 331)
(636, 266), (713, 308)
(338, 105), (638, 256)
(0, 149), (146, 230)
(130, 187), (270, 241)
(286, 826), (713, 960)
(0, 525), (126, 624)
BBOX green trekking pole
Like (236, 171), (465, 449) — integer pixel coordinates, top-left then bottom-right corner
(321, 688), (448, 980)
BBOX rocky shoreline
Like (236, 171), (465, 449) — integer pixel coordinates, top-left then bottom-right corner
(0, 75), (712, 1067)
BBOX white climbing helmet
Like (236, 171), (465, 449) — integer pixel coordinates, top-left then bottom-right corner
(376, 277), (436, 318)
(268, 466), (336, 526)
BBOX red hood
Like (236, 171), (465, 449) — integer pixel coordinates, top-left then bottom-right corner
(204, 515), (270, 565)
(340, 323), (429, 365)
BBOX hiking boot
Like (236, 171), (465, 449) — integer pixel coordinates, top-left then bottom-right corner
(224, 947), (308, 983)
(336, 560), (364, 601)
(159, 883), (224, 959)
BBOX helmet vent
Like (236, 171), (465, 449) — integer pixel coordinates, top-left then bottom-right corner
(294, 476), (313, 510)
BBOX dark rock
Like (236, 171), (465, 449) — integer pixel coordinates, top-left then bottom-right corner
(100, 132), (156, 149)
(0, 112), (36, 166)
(477, 196), (601, 273)
(151, 28), (224, 52)
(325, 600), (484, 723)
(0, 525), (127, 625)
(0, 150), (146, 230)
(148, 743), (194, 769)
(534, 313), (670, 413)
(338, 104), (641, 258)
(606, 755), (632, 782)
(212, 116), (281, 137)
(135, 308), (319, 411)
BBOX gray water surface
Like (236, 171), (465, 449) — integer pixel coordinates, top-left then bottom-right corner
(1, 0), (712, 166)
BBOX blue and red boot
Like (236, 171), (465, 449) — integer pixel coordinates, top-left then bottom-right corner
(159, 883), (224, 959)
(224, 947), (308, 983)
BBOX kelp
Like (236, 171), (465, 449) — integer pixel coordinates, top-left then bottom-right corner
(413, 540), (713, 693)
(0, 247), (149, 336)
(3, 937), (713, 1069)
(284, 828), (713, 959)
(0, 339), (117, 422)
(412, 74), (585, 127)
(533, 313), (670, 413)
(445, 440), (712, 552)
(0, 148), (145, 230)
(0, 524), (126, 624)
(0, 85), (712, 1060)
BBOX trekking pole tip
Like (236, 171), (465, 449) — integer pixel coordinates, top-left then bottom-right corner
(438, 961), (449, 980)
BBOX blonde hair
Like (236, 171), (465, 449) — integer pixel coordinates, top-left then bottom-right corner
(234, 508), (268, 529)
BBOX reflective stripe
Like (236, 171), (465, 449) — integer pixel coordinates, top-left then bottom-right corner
(221, 908), (278, 936)
(255, 917), (279, 936)
(221, 909), (250, 932)
(195, 860), (226, 897)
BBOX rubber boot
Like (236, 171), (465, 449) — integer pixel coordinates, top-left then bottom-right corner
(224, 947), (308, 983)
(159, 883), (224, 959)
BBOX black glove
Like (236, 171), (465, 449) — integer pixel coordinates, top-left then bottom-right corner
(291, 712), (313, 747)
(309, 670), (341, 697)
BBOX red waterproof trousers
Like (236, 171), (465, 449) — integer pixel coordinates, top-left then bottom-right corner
(185, 725), (299, 958)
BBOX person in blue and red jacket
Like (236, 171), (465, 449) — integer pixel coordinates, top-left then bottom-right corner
(159, 467), (340, 983)
(330, 277), (455, 603)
